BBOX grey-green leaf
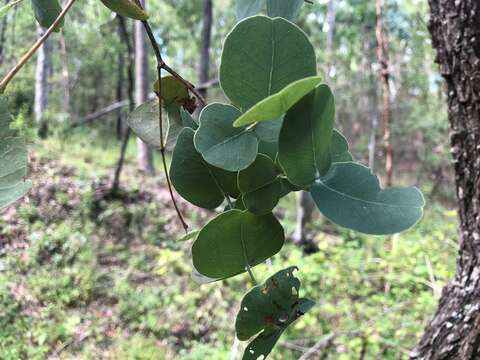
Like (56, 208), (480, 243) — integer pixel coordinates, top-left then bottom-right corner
(220, 16), (316, 111)
(266, 0), (304, 21)
(236, 0), (265, 20)
(310, 162), (425, 235)
(192, 210), (284, 279)
(253, 117), (283, 143)
(0, 96), (31, 210)
(31, 0), (63, 31)
(180, 108), (198, 129)
(257, 140), (279, 161)
(171, 128), (239, 209)
(243, 299), (315, 360)
(238, 154), (281, 215)
(278, 84), (336, 187)
(194, 103), (258, 172)
(127, 99), (179, 149)
(330, 129), (353, 163)
(99, 0), (148, 20)
(233, 76), (322, 127)
(236, 267), (314, 359)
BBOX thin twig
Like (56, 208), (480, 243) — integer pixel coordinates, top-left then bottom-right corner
(138, 15), (206, 107)
(134, 1), (189, 232)
(298, 333), (336, 360)
(0, 0), (76, 93)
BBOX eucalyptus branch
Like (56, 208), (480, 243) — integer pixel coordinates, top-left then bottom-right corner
(0, 0), (77, 93)
(138, 16), (206, 107)
(134, 3), (190, 233)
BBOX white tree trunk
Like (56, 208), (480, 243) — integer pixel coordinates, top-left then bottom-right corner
(34, 25), (52, 137)
(135, 0), (155, 174)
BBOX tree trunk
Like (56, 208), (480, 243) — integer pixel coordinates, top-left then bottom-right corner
(199, 0), (212, 102)
(411, 1), (480, 359)
(59, 33), (70, 115)
(325, 0), (335, 52)
(364, 32), (379, 171)
(116, 20), (126, 140)
(375, 0), (393, 186)
(34, 25), (52, 138)
(112, 15), (135, 194)
(292, 192), (318, 254)
(134, 0), (155, 175)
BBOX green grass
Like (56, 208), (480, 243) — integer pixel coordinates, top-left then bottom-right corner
(0, 131), (458, 359)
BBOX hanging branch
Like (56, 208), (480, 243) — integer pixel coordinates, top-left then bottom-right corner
(0, 0), (77, 93)
(137, 16), (206, 107)
(133, 0), (191, 232)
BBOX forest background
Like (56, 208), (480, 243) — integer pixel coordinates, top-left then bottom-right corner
(0, 0), (458, 359)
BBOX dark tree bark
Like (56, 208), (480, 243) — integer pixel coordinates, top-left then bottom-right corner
(115, 20), (126, 140)
(292, 192), (318, 254)
(135, 0), (155, 175)
(199, 0), (212, 102)
(375, 0), (393, 186)
(411, 1), (480, 359)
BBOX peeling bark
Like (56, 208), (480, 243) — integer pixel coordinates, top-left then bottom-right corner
(411, 1), (480, 359)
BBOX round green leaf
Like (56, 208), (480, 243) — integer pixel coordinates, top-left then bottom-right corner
(236, 267), (315, 359)
(220, 16), (317, 111)
(242, 298), (314, 360)
(278, 177), (303, 197)
(236, 0), (265, 20)
(266, 0), (304, 21)
(209, 166), (240, 199)
(171, 128), (239, 209)
(127, 99), (181, 149)
(253, 117), (283, 143)
(242, 182), (282, 216)
(154, 75), (189, 106)
(310, 162), (425, 235)
(278, 84), (335, 187)
(330, 129), (353, 163)
(0, 96), (31, 210)
(194, 103), (258, 171)
(234, 76), (322, 127)
(180, 108), (198, 129)
(238, 154), (281, 215)
(257, 140), (278, 161)
(31, 0), (63, 31)
(99, 0), (148, 20)
(192, 210), (285, 279)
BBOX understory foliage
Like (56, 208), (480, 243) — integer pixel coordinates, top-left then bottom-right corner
(0, 0), (429, 359)
(0, 137), (456, 359)
(126, 1), (425, 358)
